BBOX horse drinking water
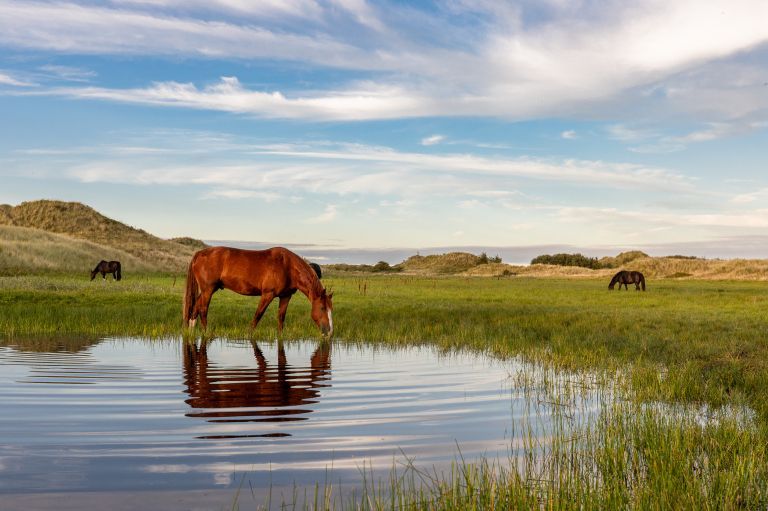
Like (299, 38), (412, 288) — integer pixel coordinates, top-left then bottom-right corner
(183, 246), (333, 336)
(608, 270), (646, 291)
(90, 260), (121, 281)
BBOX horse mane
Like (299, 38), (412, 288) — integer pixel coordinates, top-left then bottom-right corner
(278, 248), (324, 299)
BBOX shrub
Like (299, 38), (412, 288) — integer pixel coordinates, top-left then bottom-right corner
(373, 261), (395, 272)
(530, 253), (602, 269)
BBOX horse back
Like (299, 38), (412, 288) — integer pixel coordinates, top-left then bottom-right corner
(191, 246), (301, 296)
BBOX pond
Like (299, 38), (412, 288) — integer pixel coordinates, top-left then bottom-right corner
(0, 337), (603, 510)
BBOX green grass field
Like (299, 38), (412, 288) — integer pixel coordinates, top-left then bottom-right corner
(2, 273), (768, 508)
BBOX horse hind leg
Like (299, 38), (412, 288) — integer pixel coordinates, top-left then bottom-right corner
(251, 292), (275, 330)
(193, 287), (216, 330)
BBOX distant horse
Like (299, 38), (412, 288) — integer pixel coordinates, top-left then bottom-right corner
(309, 262), (322, 280)
(609, 270), (645, 291)
(183, 246), (333, 336)
(90, 260), (121, 281)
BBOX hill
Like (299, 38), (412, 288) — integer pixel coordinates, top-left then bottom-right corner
(0, 225), (161, 275)
(396, 252), (483, 274)
(467, 255), (768, 280)
(0, 200), (206, 273)
(327, 250), (768, 281)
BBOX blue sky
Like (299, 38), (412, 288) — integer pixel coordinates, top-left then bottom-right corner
(1, 0), (768, 260)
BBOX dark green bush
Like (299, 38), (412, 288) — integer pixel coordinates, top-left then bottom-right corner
(530, 253), (602, 269)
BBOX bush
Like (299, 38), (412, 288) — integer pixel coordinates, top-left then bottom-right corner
(530, 253), (602, 269)
(373, 261), (393, 272)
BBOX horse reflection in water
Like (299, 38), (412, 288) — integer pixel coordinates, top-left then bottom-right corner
(182, 340), (331, 439)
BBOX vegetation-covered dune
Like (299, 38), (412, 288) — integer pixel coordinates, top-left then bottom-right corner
(0, 200), (206, 273)
(330, 249), (768, 280)
(0, 225), (166, 275)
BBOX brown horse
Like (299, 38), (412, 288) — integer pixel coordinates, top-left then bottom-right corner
(183, 246), (333, 335)
(90, 260), (121, 281)
(608, 270), (646, 291)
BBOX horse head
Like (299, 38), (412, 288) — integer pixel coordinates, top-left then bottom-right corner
(311, 288), (334, 337)
(90, 269), (98, 281)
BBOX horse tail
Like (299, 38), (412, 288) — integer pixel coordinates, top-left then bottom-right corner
(115, 262), (122, 281)
(640, 273), (646, 291)
(309, 262), (322, 280)
(183, 257), (198, 325)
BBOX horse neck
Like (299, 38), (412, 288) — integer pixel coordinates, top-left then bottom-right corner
(295, 268), (324, 301)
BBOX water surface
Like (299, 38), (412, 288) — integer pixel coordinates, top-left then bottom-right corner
(0, 337), (600, 509)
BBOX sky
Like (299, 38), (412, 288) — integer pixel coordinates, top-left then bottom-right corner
(1, 0), (768, 262)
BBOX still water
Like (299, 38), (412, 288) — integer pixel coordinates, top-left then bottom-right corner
(0, 338), (601, 509)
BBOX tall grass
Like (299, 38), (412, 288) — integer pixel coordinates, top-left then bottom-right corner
(230, 363), (767, 510)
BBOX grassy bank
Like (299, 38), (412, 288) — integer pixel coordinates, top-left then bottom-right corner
(2, 273), (768, 508)
(2, 274), (766, 412)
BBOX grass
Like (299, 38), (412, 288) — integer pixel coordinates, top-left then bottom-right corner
(2, 272), (768, 508)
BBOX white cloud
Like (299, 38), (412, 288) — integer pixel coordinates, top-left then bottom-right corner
(560, 130), (577, 139)
(0, 72), (36, 87)
(203, 189), (282, 201)
(109, 0), (323, 19)
(623, 120), (768, 152)
(557, 206), (768, 229)
(606, 124), (656, 142)
(25, 77), (435, 121)
(420, 134), (445, 146)
(20, 138), (694, 196)
(2, 1), (768, 121)
(307, 204), (338, 223)
(38, 65), (96, 82)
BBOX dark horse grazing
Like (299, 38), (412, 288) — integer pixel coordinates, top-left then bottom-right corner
(609, 270), (646, 291)
(183, 246), (333, 336)
(90, 260), (121, 281)
(309, 262), (322, 279)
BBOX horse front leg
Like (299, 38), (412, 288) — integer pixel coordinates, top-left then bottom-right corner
(277, 294), (293, 334)
(251, 292), (275, 330)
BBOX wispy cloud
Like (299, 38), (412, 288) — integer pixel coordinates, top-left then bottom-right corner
(203, 189), (282, 201)
(420, 134), (445, 146)
(9, 137), (696, 203)
(38, 65), (96, 83)
(21, 76), (435, 121)
(307, 204), (338, 224)
(2, 1), (768, 121)
(560, 130), (577, 140)
(557, 206), (768, 229)
(0, 72), (36, 87)
(621, 120), (768, 153)
(606, 124), (656, 142)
